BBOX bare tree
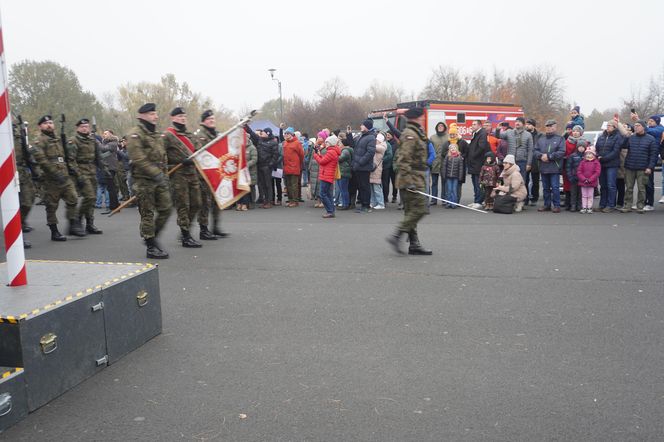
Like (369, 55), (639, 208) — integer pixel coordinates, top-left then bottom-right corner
(621, 66), (664, 119)
(514, 65), (566, 126)
(419, 66), (469, 100)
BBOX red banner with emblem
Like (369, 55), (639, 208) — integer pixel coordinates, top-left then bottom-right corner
(193, 128), (250, 209)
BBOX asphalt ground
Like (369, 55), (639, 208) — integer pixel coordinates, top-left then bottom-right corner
(1, 179), (664, 441)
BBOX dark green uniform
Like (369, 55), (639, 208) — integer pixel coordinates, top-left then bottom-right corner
(194, 125), (221, 231)
(163, 125), (201, 231)
(13, 125), (37, 227)
(126, 121), (172, 240)
(67, 132), (101, 222)
(31, 130), (79, 226)
(395, 121), (428, 234)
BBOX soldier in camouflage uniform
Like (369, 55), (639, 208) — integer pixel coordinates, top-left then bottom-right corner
(13, 121), (39, 248)
(194, 109), (227, 239)
(67, 118), (104, 234)
(386, 107), (432, 255)
(31, 115), (86, 241)
(163, 107), (202, 248)
(126, 103), (172, 259)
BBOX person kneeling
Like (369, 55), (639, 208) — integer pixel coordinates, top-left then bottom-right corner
(492, 155), (527, 213)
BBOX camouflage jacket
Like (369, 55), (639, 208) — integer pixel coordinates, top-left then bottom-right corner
(395, 122), (428, 190)
(67, 132), (100, 176)
(31, 130), (69, 180)
(126, 121), (167, 180)
(163, 125), (197, 175)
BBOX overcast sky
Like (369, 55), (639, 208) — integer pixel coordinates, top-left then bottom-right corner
(2, 0), (662, 115)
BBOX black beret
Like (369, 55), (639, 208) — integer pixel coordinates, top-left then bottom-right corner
(404, 107), (424, 119)
(201, 109), (214, 122)
(75, 118), (90, 126)
(170, 107), (185, 117)
(138, 103), (156, 114)
(38, 115), (53, 125)
(525, 118), (537, 126)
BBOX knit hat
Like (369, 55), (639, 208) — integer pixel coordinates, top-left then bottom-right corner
(648, 115), (661, 125)
(317, 130), (328, 141)
(503, 154), (515, 164)
(325, 135), (338, 146)
(448, 123), (458, 135)
(515, 117), (526, 125)
(572, 105), (580, 113)
(264, 127), (273, 137)
(635, 120), (647, 129)
(284, 127), (295, 134)
(361, 119), (374, 130)
(526, 118), (537, 126)
(565, 122), (574, 130)
(572, 125), (584, 135)
(585, 146), (596, 156)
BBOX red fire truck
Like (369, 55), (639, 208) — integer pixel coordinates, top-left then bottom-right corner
(368, 100), (525, 140)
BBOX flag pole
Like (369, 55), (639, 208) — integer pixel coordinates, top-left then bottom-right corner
(0, 10), (28, 286)
(108, 110), (258, 217)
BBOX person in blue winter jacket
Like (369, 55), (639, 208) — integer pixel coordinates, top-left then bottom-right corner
(568, 106), (585, 129)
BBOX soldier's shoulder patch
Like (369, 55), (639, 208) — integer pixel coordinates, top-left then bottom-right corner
(406, 135), (415, 140)
(130, 134), (139, 138)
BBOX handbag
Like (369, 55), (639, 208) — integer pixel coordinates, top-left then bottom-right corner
(335, 164), (342, 180)
(493, 194), (516, 214)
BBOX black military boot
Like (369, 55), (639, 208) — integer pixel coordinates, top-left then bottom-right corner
(199, 225), (217, 240)
(23, 239), (32, 249)
(212, 219), (229, 238)
(386, 229), (407, 255)
(21, 223), (33, 233)
(85, 216), (103, 234)
(48, 224), (66, 242)
(408, 231), (433, 255)
(181, 229), (202, 248)
(146, 237), (169, 259)
(68, 219), (87, 237)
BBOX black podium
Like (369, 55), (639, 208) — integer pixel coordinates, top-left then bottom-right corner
(0, 260), (162, 431)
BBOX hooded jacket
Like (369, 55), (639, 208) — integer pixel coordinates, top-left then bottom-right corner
(429, 122), (449, 173)
(282, 137), (304, 175)
(594, 130), (623, 169)
(499, 164), (527, 202)
(351, 129), (377, 172)
(577, 156), (601, 187)
(314, 145), (341, 184)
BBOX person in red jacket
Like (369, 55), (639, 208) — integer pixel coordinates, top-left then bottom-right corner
(282, 127), (305, 207)
(314, 135), (341, 218)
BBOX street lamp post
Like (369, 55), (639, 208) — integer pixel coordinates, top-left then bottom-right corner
(268, 68), (283, 122)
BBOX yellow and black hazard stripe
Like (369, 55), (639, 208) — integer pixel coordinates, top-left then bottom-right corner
(1, 367), (24, 380)
(0, 261), (155, 324)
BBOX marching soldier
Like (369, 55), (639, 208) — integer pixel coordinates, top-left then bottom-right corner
(13, 121), (39, 248)
(126, 103), (172, 259)
(163, 107), (202, 248)
(386, 107), (432, 255)
(194, 109), (228, 239)
(67, 118), (104, 234)
(31, 115), (86, 241)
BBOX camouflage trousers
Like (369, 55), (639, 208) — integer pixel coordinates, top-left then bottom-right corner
(398, 189), (427, 234)
(45, 178), (79, 225)
(170, 171), (201, 230)
(19, 169), (35, 221)
(76, 172), (97, 220)
(197, 178), (219, 227)
(133, 177), (172, 239)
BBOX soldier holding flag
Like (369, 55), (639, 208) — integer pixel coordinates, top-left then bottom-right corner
(163, 107), (202, 248)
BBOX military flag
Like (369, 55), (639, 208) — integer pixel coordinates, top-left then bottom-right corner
(193, 128), (250, 209)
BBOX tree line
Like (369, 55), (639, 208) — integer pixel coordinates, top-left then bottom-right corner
(9, 60), (663, 137)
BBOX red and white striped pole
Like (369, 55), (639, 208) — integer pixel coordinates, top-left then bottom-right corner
(0, 10), (27, 286)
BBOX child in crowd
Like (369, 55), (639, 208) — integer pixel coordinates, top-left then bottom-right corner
(442, 144), (465, 209)
(577, 146), (601, 213)
(479, 152), (500, 210)
(565, 140), (587, 212)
